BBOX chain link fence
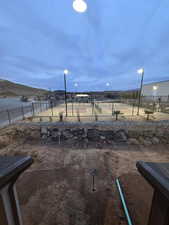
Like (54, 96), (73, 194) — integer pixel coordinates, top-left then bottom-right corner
(1, 97), (169, 126)
(0, 101), (50, 128)
(123, 96), (169, 114)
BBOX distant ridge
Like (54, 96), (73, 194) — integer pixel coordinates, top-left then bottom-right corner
(0, 79), (47, 97)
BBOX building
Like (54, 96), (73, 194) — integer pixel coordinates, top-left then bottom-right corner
(75, 94), (90, 102)
(142, 80), (169, 101)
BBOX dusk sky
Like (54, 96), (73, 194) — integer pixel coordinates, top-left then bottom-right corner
(0, 0), (169, 91)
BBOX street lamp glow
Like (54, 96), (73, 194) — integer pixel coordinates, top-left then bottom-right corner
(137, 68), (144, 74)
(73, 0), (87, 13)
(106, 82), (110, 86)
(74, 83), (78, 87)
(153, 86), (158, 90)
(64, 69), (69, 75)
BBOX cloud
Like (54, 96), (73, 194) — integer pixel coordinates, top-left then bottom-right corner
(0, 0), (169, 91)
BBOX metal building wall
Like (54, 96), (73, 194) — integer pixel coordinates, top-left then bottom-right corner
(142, 81), (169, 97)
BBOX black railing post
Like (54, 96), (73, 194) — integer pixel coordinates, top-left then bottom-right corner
(0, 156), (33, 225)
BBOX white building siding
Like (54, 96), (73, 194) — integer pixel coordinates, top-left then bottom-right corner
(142, 80), (169, 97)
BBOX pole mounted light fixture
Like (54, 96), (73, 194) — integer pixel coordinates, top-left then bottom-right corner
(153, 85), (158, 90)
(64, 69), (69, 75)
(137, 68), (144, 75)
(73, 0), (87, 13)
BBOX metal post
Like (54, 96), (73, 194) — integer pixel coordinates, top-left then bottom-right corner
(137, 70), (144, 115)
(51, 102), (54, 116)
(132, 103), (135, 116)
(40, 101), (42, 112)
(21, 106), (25, 120)
(71, 94), (74, 116)
(112, 102), (114, 115)
(64, 73), (68, 117)
(32, 103), (35, 116)
(7, 110), (11, 125)
(116, 113), (118, 120)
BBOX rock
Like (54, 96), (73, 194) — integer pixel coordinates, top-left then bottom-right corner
(138, 136), (144, 144)
(62, 129), (73, 139)
(152, 137), (160, 144)
(71, 128), (85, 138)
(143, 130), (153, 138)
(128, 138), (139, 145)
(114, 130), (128, 142)
(100, 136), (106, 140)
(87, 129), (100, 141)
(0, 136), (10, 148)
(101, 130), (114, 140)
(51, 129), (60, 139)
(143, 139), (152, 146)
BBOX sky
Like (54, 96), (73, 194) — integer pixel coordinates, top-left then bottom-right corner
(0, 0), (169, 91)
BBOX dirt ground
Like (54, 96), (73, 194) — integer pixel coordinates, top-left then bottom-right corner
(2, 140), (169, 225)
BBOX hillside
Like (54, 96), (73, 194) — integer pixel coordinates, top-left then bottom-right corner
(0, 79), (47, 97)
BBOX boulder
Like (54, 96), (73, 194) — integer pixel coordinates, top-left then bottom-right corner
(138, 136), (144, 144)
(0, 136), (10, 148)
(114, 130), (128, 142)
(128, 138), (139, 145)
(62, 129), (73, 139)
(143, 139), (152, 146)
(152, 137), (160, 145)
(87, 129), (100, 141)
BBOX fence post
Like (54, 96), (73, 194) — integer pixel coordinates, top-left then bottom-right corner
(7, 110), (11, 125)
(40, 101), (42, 112)
(112, 103), (114, 115)
(153, 102), (156, 113)
(32, 103), (35, 116)
(132, 103), (135, 116)
(51, 103), (54, 116)
(21, 106), (25, 119)
(72, 99), (74, 116)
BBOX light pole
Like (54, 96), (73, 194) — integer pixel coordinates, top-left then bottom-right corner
(64, 69), (69, 117)
(137, 68), (144, 115)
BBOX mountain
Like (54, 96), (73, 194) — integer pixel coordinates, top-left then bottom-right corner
(0, 79), (47, 97)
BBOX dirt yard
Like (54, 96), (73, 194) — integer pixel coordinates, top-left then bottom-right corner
(1, 134), (169, 225)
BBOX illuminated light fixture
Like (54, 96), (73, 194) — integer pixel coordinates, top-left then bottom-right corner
(74, 83), (78, 87)
(106, 82), (110, 86)
(73, 0), (87, 13)
(153, 85), (158, 90)
(64, 69), (69, 75)
(137, 68), (144, 74)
